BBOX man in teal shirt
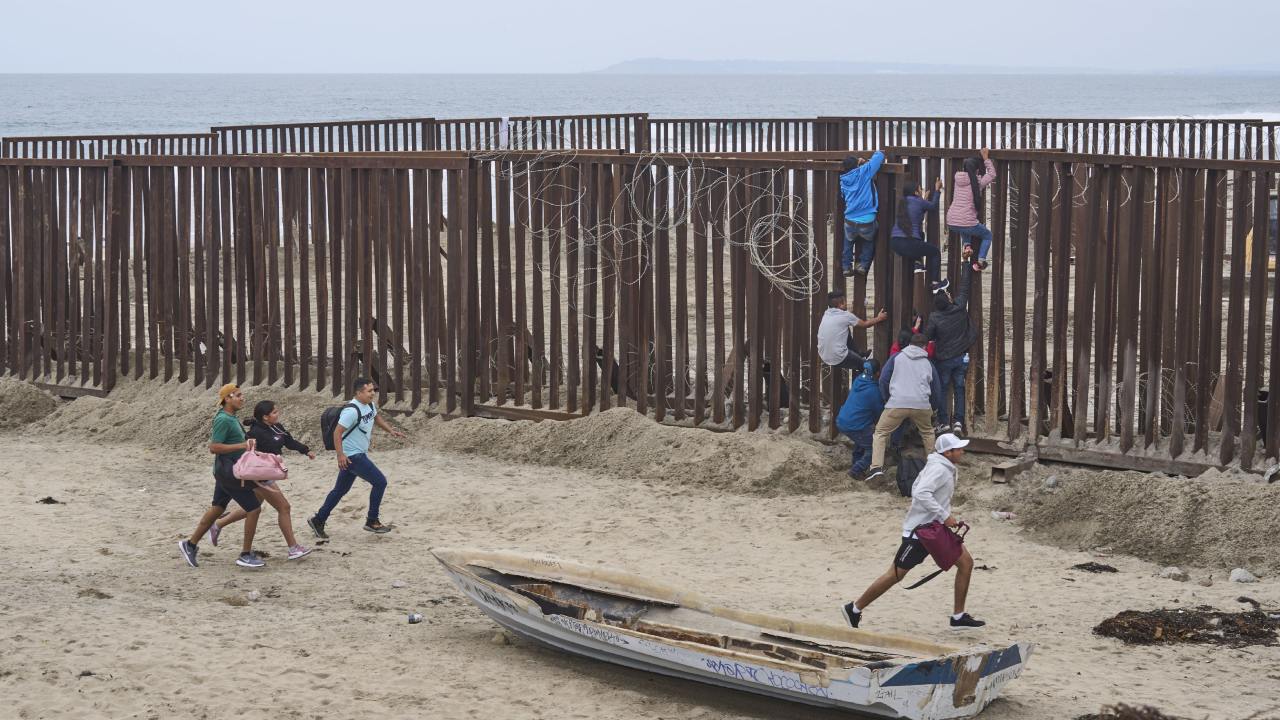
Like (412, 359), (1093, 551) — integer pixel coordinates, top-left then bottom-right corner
(308, 377), (407, 538)
(179, 384), (265, 569)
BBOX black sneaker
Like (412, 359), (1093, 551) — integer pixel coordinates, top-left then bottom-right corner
(842, 602), (862, 628)
(178, 540), (199, 568)
(865, 466), (885, 481)
(308, 516), (329, 540)
(950, 613), (986, 629)
(364, 520), (393, 534)
(931, 278), (951, 294)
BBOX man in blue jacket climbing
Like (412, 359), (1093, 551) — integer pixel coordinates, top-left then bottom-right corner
(836, 358), (885, 478)
(839, 151), (885, 276)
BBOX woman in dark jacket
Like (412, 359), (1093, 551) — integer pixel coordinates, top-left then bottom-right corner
(206, 401), (314, 561)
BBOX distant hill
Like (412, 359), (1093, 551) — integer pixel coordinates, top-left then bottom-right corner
(596, 58), (1110, 75)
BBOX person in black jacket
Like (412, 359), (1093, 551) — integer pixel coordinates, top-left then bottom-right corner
(206, 400), (315, 561)
(925, 267), (978, 436)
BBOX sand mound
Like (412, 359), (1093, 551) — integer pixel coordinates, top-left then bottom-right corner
(0, 378), (59, 425)
(1008, 464), (1280, 572)
(404, 407), (846, 495)
(31, 379), (342, 452)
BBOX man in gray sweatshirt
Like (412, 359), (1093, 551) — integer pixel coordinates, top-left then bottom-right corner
(864, 333), (940, 481)
(842, 433), (986, 630)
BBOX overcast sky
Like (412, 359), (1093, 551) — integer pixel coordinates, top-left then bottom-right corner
(3, 0), (1278, 74)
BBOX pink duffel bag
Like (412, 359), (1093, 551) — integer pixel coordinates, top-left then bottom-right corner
(233, 439), (288, 484)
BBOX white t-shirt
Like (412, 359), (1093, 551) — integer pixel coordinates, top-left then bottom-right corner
(817, 308), (862, 365)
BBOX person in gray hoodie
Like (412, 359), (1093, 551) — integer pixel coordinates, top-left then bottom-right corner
(842, 433), (986, 629)
(864, 333), (939, 482)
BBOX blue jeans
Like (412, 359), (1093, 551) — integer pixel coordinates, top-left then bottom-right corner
(843, 220), (877, 270)
(315, 454), (388, 524)
(845, 424), (905, 473)
(952, 224), (993, 261)
(935, 355), (968, 426)
(845, 426), (874, 473)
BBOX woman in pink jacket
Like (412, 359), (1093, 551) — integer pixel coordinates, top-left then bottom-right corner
(945, 148), (997, 271)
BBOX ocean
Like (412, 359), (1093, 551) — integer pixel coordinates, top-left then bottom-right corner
(3, 73), (1280, 139)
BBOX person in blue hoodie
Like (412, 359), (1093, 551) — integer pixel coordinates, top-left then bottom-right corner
(837, 358), (885, 478)
(839, 151), (885, 276)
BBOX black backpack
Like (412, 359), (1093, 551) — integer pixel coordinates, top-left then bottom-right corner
(319, 403), (371, 451)
(896, 455), (926, 497)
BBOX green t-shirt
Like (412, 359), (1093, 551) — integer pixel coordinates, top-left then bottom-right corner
(211, 409), (246, 471)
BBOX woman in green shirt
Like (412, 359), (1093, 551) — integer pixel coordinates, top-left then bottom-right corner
(178, 384), (265, 569)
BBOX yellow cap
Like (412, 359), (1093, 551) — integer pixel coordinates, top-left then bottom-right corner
(217, 383), (240, 406)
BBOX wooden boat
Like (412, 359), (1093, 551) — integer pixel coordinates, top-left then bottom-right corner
(432, 547), (1033, 719)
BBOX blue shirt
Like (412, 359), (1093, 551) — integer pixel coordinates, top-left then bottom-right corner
(837, 374), (885, 433)
(338, 400), (377, 457)
(839, 151), (885, 223)
(890, 191), (941, 239)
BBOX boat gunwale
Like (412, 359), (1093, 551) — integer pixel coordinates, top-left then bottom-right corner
(432, 546), (980, 660)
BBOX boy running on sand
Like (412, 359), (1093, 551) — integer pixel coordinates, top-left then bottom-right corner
(842, 433), (985, 629)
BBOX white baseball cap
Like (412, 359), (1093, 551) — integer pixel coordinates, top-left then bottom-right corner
(935, 433), (970, 454)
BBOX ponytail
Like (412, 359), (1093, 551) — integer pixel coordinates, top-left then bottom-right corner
(963, 157), (984, 218)
(897, 181), (919, 237)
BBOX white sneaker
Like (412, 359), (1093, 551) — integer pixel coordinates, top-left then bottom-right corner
(287, 545), (313, 561)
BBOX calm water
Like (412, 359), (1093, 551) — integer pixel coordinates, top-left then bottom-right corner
(2, 73), (1280, 138)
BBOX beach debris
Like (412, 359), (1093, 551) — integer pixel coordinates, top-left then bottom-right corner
(1230, 568), (1260, 583)
(37, 496), (63, 505)
(97, 548), (111, 556)
(77, 588), (112, 600)
(1237, 596), (1261, 610)
(1094, 607), (1279, 647)
(1072, 562), (1119, 574)
(1263, 463), (1280, 484)
(990, 511), (1016, 521)
(1091, 546), (1114, 557)
(1075, 704), (1185, 720)
(1044, 474), (1059, 489)
(246, 590), (261, 602)
(391, 579), (408, 589)
(77, 670), (95, 678)
(220, 595), (250, 607)
(1196, 576), (1213, 587)
(1159, 567), (1189, 582)
(490, 630), (512, 645)
(407, 612), (423, 624)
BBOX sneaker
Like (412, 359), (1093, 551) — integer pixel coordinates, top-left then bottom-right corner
(364, 520), (393, 534)
(178, 540), (199, 568)
(841, 264), (853, 275)
(205, 524), (221, 547)
(854, 263), (870, 277)
(307, 516), (329, 540)
(931, 278), (950, 294)
(953, 422), (965, 437)
(913, 262), (926, 274)
(236, 551), (266, 569)
(971, 261), (983, 272)
(842, 602), (862, 628)
(978, 259), (990, 271)
(848, 466), (868, 480)
(950, 613), (986, 629)
(865, 466), (885, 481)
(287, 545), (313, 561)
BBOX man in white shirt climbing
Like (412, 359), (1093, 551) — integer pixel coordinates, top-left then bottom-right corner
(841, 433), (986, 630)
(817, 290), (888, 372)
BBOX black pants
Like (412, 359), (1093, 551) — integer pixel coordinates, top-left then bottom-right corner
(834, 335), (865, 370)
(890, 236), (941, 285)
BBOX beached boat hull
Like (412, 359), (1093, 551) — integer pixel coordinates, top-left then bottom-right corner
(432, 548), (1032, 720)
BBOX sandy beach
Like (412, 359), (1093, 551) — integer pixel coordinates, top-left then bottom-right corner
(3, 377), (1280, 720)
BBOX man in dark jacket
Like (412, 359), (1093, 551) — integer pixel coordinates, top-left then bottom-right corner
(925, 267), (978, 435)
(836, 358), (884, 478)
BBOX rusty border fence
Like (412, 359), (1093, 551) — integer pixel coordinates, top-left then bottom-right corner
(3, 115), (1271, 160)
(0, 147), (1276, 474)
